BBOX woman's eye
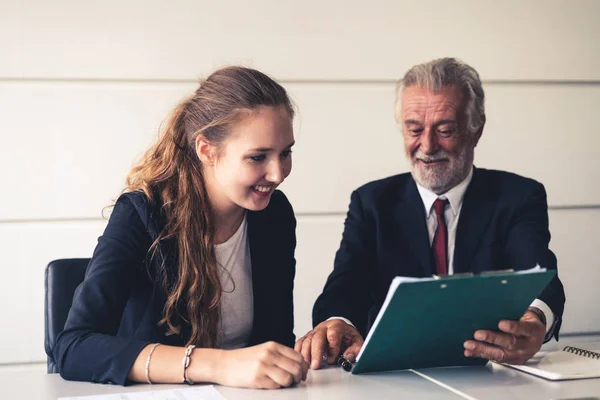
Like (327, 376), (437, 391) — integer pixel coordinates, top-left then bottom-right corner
(250, 155), (266, 162)
(281, 150), (292, 158)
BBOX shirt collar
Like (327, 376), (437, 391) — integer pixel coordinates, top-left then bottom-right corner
(416, 167), (474, 218)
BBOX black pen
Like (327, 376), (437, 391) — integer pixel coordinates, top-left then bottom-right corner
(337, 355), (353, 372)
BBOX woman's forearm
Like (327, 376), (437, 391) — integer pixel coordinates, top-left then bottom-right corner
(128, 343), (223, 384)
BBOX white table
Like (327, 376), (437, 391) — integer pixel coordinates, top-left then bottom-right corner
(2, 336), (598, 400)
(0, 367), (462, 399)
(414, 337), (600, 400)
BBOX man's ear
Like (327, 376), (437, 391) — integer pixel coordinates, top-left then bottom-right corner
(472, 115), (486, 147)
(195, 135), (216, 165)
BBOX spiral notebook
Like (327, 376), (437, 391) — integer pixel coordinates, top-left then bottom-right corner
(502, 346), (600, 380)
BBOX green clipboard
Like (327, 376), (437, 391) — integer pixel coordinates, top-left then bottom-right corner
(352, 268), (556, 374)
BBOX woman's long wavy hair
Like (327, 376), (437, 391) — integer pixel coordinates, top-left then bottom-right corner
(125, 66), (294, 348)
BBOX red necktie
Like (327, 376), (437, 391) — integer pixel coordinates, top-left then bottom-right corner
(432, 199), (449, 276)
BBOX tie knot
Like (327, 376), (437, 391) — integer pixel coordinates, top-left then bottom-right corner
(432, 198), (448, 216)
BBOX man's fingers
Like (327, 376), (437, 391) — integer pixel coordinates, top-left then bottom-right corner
(473, 329), (517, 350)
(300, 335), (314, 366)
(301, 358), (309, 381)
(296, 321), (362, 370)
(341, 327), (364, 362)
(498, 320), (520, 335)
(326, 328), (342, 364)
(499, 319), (538, 337)
(342, 340), (363, 362)
(464, 339), (533, 365)
(310, 329), (328, 370)
(294, 336), (304, 353)
(464, 340), (510, 363)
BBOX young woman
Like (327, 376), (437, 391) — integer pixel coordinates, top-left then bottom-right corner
(53, 67), (308, 389)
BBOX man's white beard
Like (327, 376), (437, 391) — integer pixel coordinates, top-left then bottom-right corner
(409, 146), (474, 194)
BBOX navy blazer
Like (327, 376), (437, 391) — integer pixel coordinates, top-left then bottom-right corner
(313, 168), (565, 339)
(54, 190), (296, 385)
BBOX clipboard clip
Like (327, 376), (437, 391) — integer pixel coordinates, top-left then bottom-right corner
(432, 269), (514, 280)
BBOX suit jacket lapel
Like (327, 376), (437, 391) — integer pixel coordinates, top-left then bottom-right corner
(396, 177), (435, 276)
(454, 168), (496, 273)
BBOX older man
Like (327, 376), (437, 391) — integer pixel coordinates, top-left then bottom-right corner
(296, 58), (565, 369)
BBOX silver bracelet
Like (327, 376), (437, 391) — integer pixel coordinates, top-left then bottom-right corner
(182, 344), (196, 384)
(145, 343), (161, 384)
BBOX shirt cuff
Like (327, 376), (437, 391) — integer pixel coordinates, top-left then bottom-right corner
(530, 299), (555, 334)
(326, 316), (355, 328)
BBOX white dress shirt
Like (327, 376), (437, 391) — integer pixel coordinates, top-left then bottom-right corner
(332, 168), (555, 335)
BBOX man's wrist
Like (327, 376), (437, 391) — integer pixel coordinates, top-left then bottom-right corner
(527, 306), (546, 327)
(326, 316), (355, 328)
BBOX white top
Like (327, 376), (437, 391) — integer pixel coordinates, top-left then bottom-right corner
(214, 215), (253, 350)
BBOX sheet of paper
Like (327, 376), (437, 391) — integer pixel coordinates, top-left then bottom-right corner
(59, 385), (225, 400)
(515, 264), (544, 274)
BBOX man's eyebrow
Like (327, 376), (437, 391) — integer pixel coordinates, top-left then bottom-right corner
(436, 119), (458, 125)
(404, 119), (458, 126)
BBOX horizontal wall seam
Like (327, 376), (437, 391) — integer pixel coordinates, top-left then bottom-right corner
(1, 77), (600, 86)
(1, 205), (599, 224)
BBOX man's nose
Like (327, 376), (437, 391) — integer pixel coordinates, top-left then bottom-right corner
(420, 129), (439, 155)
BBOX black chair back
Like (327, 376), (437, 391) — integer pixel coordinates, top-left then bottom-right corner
(44, 258), (90, 373)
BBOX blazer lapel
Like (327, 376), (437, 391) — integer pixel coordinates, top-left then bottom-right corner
(454, 168), (496, 273)
(395, 177), (435, 276)
(245, 209), (268, 345)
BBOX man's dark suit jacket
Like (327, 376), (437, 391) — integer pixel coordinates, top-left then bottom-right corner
(313, 167), (565, 340)
(53, 190), (296, 386)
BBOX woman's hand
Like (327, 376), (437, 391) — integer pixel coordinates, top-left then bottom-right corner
(213, 341), (309, 389)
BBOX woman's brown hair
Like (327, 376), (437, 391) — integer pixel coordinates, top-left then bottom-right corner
(124, 66), (294, 347)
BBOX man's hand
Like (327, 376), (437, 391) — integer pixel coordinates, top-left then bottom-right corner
(464, 308), (546, 364)
(294, 319), (364, 370)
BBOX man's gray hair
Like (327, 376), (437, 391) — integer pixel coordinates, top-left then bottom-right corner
(395, 58), (486, 138)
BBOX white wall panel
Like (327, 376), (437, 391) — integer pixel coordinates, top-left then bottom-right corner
(476, 84), (600, 209)
(294, 215), (345, 338)
(549, 209), (600, 335)
(277, 84), (600, 211)
(0, 81), (194, 220)
(2, 82), (599, 221)
(2, 0), (599, 81)
(0, 220), (107, 364)
(280, 83), (404, 214)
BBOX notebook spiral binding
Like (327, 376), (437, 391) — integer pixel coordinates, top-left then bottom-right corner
(563, 346), (600, 360)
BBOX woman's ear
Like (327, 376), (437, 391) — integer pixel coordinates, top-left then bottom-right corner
(195, 135), (216, 165)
